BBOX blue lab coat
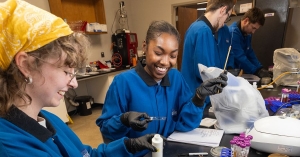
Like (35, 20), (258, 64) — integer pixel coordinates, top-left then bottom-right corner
(181, 16), (233, 106)
(0, 106), (132, 157)
(229, 21), (262, 74)
(96, 62), (204, 157)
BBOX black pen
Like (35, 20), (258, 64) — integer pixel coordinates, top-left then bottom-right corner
(178, 152), (208, 156)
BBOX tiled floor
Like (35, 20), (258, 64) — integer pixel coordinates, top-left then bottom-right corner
(68, 105), (104, 148)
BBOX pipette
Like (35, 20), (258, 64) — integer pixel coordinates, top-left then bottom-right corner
(218, 31), (234, 93)
(149, 117), (166, 120)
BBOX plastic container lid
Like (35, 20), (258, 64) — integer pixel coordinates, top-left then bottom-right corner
(246, 135), (253, 140)
(233, 136), (239, 140)
(239, 134), (245, 138)
(245, 142), (251, 146)
(210, 146), (227, 157)
(240, 143), (246, 148)
(230, 140), (236, 144)
(282, 88), (291, 93)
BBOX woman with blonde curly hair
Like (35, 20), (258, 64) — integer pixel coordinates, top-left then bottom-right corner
(0, 0), (159, 156)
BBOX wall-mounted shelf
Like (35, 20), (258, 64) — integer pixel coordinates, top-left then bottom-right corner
(48, 0), (107, 34)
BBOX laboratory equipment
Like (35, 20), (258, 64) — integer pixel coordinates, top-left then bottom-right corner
(247, 116), (300, 156)
(152, 134), (163, 157)
(112, 32), (138, 67)
(273, 48), (300, 86)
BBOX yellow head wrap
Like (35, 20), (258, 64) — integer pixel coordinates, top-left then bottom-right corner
(0, 0), (73, 70)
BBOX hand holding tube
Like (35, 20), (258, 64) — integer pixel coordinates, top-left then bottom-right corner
(120, 111), (151, 131)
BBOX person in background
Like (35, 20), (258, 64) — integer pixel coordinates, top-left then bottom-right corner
(96, 20), (228, 157)
(0, 0), (160, 156)
(181, 0), (236, 107)
(229, 7), (272, 78)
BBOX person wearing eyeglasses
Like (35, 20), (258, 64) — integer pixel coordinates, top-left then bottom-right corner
(228, 7), (272, 78)
(0, 0), (163, 156)
(181, 0), (236, 107)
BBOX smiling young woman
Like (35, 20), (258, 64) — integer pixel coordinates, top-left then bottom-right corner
(96, 20), (228, 157)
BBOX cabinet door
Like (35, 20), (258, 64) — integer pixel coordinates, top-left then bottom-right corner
(252, 0), (289, 68)
(48, 0), (106, 29)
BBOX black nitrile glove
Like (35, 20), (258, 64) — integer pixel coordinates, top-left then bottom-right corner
(255, 68), (272, 78)
(120, 111), (151, 131)
(192, 71), (228, 107)
(124, 134), (167, 154)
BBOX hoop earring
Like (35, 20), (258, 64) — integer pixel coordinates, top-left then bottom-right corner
(25, 76), (33, 84)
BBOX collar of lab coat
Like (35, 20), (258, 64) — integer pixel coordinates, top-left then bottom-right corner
(3, 105), (55, 142)
(135, 61), (170, 87)
(198, 15), (215, 35)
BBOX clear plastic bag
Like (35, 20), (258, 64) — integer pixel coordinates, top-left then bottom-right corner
(273, 48), (300, 86)
(198, 64), (269, 134)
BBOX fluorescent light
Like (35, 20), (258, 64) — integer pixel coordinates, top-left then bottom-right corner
(197, 8), (206, 10)
(197, 2), (208, 5)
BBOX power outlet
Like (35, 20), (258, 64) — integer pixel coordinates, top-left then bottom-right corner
(101, 52), (105, 58)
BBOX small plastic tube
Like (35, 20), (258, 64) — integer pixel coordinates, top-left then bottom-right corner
(281, 88), (290, 103)
(150, 117), (166, 121)
(239, 133), (246, 139)
(245, 142), (251, 156)
(229, 140), (236, 157)
(297, 83), (300, 93)
(240, 143), (247, 157)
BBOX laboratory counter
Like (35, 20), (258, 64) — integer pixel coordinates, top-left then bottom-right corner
(76, 67), (130, 81)
(145, 85), (292, 157)
(71, 67), (132, 106)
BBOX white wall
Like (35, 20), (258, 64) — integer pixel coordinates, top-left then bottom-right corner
(129, 0), (205, 50)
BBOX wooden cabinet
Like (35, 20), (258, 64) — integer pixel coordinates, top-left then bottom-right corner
(48, 0), (107, 34)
